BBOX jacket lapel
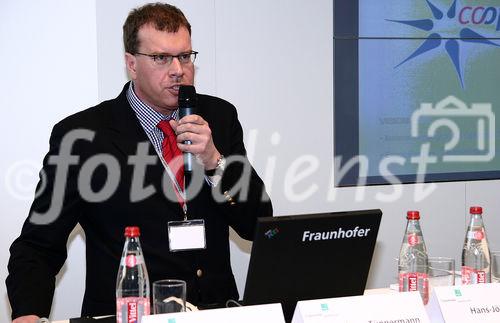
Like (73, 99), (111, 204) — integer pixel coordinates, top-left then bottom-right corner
(106, 83), (184, 217)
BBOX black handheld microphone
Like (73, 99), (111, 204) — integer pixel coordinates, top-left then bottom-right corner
(178, 85), (197, 172)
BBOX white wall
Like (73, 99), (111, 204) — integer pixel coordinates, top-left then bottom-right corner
(1, 1), (500, 322)
(0, 1), (98, 322)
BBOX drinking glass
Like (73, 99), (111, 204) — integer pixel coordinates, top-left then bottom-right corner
(428, 257), (455, 288)
(492, 251), (500, 283)
(153, 279), (186, 314)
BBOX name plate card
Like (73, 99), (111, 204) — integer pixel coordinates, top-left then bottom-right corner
(142, 303), (285, 323)
(292, 292), (430, 323)
(427, 283), (500, 323)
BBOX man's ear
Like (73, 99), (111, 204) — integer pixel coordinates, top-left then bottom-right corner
(125, 53), (137, 79)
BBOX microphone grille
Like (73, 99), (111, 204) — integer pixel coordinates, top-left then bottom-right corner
(179, 85), (197, 107)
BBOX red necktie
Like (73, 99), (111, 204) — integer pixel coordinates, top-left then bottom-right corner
(157, 120), (184, 192)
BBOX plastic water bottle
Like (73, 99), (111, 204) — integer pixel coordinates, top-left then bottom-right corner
(398, 211), (429, 305)
(116, 226), (150, 323)
(461, 206), (491, 284)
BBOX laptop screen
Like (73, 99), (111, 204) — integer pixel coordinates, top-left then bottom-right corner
(242, 209), (382, 322)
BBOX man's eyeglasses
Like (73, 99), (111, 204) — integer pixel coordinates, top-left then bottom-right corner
(134, 51), (198, 66)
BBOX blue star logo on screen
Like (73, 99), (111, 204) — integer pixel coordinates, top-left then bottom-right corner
(388, 0), (500, 88)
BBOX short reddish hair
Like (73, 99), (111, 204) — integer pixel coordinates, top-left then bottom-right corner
(123, 2), (191, 54)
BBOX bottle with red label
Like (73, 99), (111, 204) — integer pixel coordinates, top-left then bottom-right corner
(461, 206), (491, 284)
(398, 211), (429, 305)
(116, 226), (150, 323)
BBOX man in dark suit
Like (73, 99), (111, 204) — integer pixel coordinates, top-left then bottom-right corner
(6, 3), (272, 322)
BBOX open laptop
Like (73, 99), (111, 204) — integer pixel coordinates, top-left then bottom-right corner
(242, 209), (382, 322)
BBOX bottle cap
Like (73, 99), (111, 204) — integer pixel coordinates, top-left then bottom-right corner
(124, 226), (140, 237)
(406, 211), (420, 220)
(470, 206), (483, 214)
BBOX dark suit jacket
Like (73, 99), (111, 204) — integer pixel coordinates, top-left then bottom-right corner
(6, 83), (272, 319)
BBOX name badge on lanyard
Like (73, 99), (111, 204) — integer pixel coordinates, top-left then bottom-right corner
(155, 139), (205, 251)
(168, 220), (206, 252)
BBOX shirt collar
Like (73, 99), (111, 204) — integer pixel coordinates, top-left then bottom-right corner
(126, 82), (178, 134)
